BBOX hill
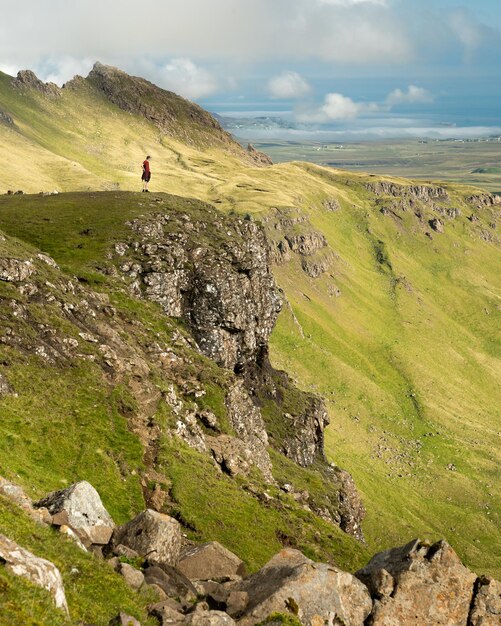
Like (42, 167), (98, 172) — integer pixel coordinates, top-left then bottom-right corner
(0, 64), (499, 623)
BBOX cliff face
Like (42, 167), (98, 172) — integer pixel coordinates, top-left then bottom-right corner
(0, 191), (365, 546)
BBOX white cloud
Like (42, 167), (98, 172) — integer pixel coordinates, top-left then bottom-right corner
(386, 85), (434, 106)
(297, 84), (433, 124)
(298, 92), (379, 122)
(43, 58), (94, 86)
(267, 71), (311, 99)
(448, 8), (486, 60)
(158, 58), (217, 99)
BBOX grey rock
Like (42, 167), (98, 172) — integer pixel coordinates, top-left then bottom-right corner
(469, 576), (501, 626)
(108, 612), (141, 626)
(143, 564), (197, 601)
(356, 539), (477, 626)
(0, 533), (68, 613)
(177, 541), (246, 581)
(238, 548), (371, 626)
(284, 231), (327, 256)
(429, 218), (445, 233)
(0, 372), (13, 395)
(119, 563), (145, 591)
(149, 601), (186, 625)
(112, 509), (182, 564)
(0, 257), (35, 282)
(186, 608), (235, 626)
(34, 481), (115, 535)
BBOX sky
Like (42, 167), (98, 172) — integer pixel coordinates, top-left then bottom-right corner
(0, 0), (500, 139)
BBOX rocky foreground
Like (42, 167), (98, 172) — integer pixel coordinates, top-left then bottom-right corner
(1, 477), (499, 626)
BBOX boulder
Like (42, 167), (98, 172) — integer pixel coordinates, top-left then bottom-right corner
(0, 257), (35, 282)
(177, 541), (246, 581)
(143, 564), (197, 601)
(148, 600), (186, 625)
(34, 481), (115, 543)
(469, 576), (501, 626)
(186, 607), (235, 626)
(237, 548), (371, 626)
(108, 612), (141, 626)
(429, 218), (444, 233)
(356, 539), (477, 626)
(112, 509), (182, 564)
(119, 562), (145, 591)
(0, 534), (68, 613)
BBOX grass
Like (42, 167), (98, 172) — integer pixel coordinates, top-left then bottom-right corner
(0, 497), (158, 625)
(0, 68), (500, 588)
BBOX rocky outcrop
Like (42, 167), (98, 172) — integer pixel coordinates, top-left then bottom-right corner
(86, 62), (239, 151)
(281, 395), (329, 467)
(366, 181), (450, 202)
(0, 257), (35, 282)
(356, 539), (477, 625)
(237, 548), (372, 626)
(12, 70), (61, 97)
(429, 217), (444, 233)
(0, 534), (68, 613)
(469, 576), (501, 625)
(247, 143), (273, 166)
(284, 231), (327, 256)
(120, 210), (281, 374)
(467, 193), (501, 207)
(111, 509), (182, 564)
(0, 109), (14, 126)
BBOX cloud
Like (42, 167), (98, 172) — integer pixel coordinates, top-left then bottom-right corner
(448, 8), (488, 61)
(386, 85), (434, 106)
(297, 85), (434, 124)
(0, 0), (412, 68)
(267, 71), (311, 99)
(157, 58), (217, 99)
(297, 93), (380, 122)
(42, 58), (94, 86)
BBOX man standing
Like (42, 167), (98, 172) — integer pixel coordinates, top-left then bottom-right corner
(141, 155), (151, 192)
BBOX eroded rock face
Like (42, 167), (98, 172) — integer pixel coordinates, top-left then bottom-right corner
(366, 182), (450, 202)
(237, 548), (372, 626)
(119, 210), (281, 374)
(0, 534), (68, 613)
(177, 541), (246, 581)
(356, 539), (477, 626)
(12, 70), (61, 97)
(469, 576), (501, 626)
(280, 395), (329, 467)
(112, 509), (182, 564)
(225, 380), (273, 482)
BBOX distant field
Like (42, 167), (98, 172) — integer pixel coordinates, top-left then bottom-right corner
(251, 138), (501, 193)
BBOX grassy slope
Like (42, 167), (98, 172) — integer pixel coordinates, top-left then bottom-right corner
(0, 193), (369, 623)
(0, 73), (500, 580)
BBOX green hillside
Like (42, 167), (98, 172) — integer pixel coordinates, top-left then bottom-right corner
(0, 62), (499, 605)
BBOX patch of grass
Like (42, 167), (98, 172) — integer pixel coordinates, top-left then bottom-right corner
(0, 497), (157, 625)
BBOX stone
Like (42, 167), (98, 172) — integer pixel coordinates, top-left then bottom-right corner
(429, 218), (444, 233)
(0, 372), (13, 395)
(114, 544), (140, 560)
(108, 612), (141, 626)
(119, 563), (145, 591)
(148, 600), (186, 625)
(238, 548), (371, 626)
(469, 576), (501, 626)
(0, 257), (35, 282)
(0, 533), (68, 613)
(112, 510), (182, 564)
(356, 539), (477, 626)
(59, 524), (87, 551)
(76, 524), (114, 546)
(247, 143), (273, 166)
(34, 481), (115, 535)
(143, 564), (197, 601)
(185, 607), (235, 626)
(225, 590), (248, 618)
(177, 541), (246, 581)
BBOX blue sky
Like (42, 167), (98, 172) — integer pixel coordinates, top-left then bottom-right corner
(0, 0), (500, 138)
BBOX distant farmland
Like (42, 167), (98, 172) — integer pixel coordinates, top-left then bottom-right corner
(251, 138), (501, 194)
